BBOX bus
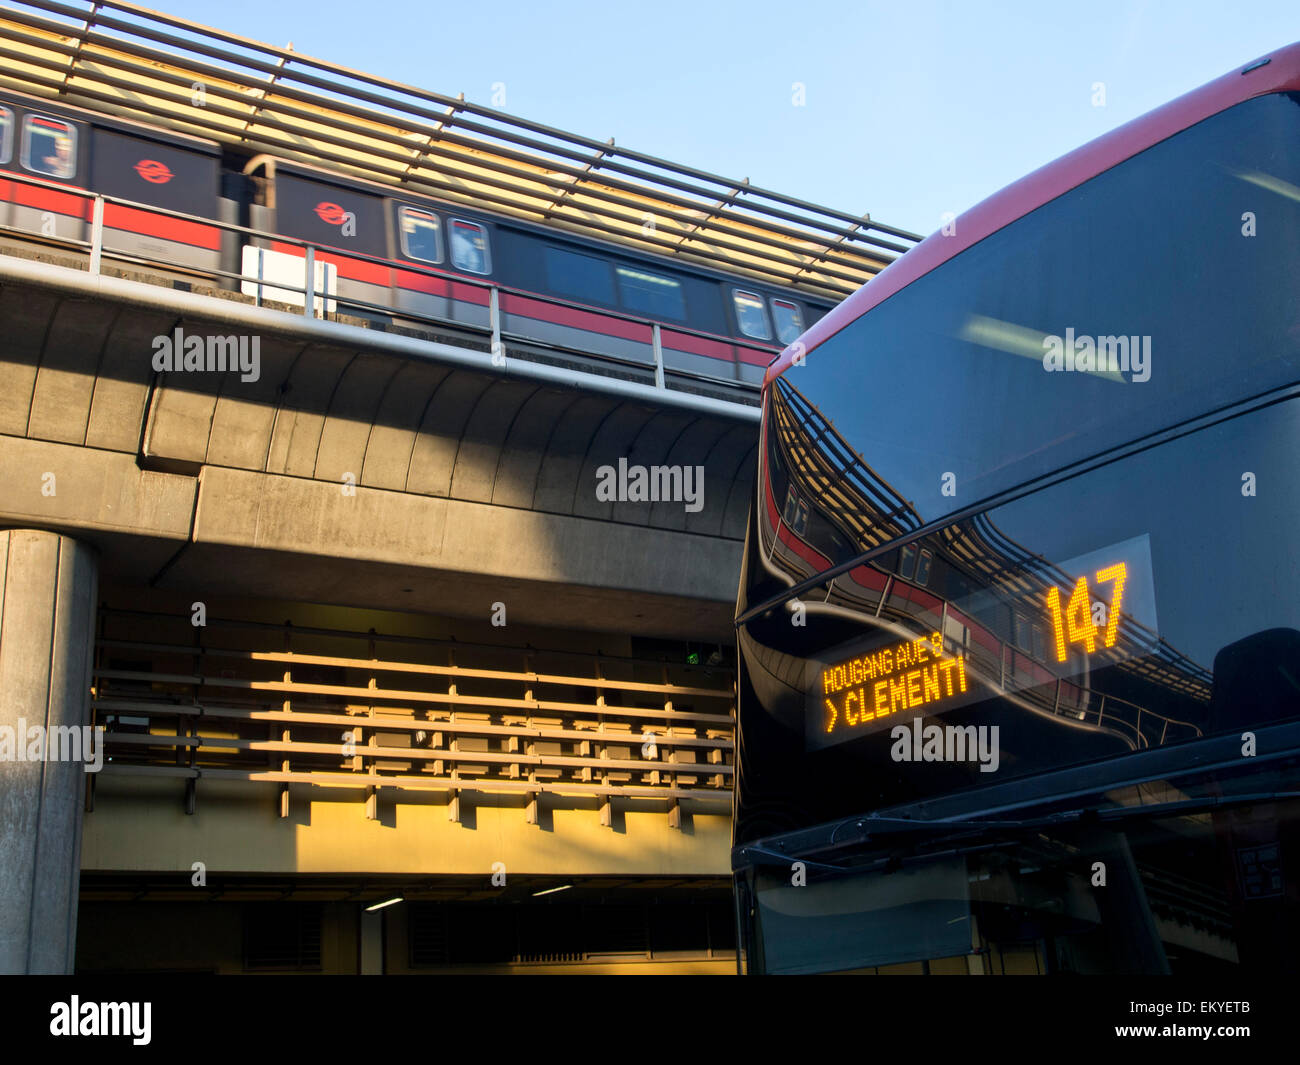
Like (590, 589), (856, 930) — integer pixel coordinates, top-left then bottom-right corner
(731, 43), (1300, 975)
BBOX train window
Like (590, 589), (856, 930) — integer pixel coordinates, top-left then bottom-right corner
(545, 245), (615, 305)
(21, 115), (76, 179)
(1031, 623), (1047, 663)
(1013, 612), (1032, 653)
(450, 219), (491, 274)
(0, 108), (11, 164)
(782, 490), (809, 536)
(915, 548), (933, 586)
(616, 265), (685, 320)
(771, 298), (804, 345)
(733, 289), (772, 340)
(399, 206), (443, 264)
(898, 543), (917, 580)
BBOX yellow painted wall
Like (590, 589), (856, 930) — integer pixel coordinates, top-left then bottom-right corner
(81, 777), (731, 877)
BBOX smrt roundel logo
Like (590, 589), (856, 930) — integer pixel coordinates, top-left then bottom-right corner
(134, 159), (173, 184)
(314, 201), (349, 226)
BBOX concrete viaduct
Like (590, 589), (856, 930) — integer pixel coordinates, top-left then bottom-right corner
(0, 248), (758, 973)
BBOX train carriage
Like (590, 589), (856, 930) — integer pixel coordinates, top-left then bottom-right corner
(242, 155), (835, 390)
(0, 87), (228, 275)
(0, 84), (845, 399)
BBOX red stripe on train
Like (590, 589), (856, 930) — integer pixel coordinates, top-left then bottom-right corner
(391, 266), (491, 305)
(502, 292), (650, 342)
(665, 328), (764, 366)
(763, 468), (833, 573)
(0, 176), (221, 250)
(392, 267), (450, 298)
(271, 241), (393, 289)
(103, 203), (221, 250)
(0, 173), (89, 217)
(397, 272), (764, 359)
(849, 564), (888, 591)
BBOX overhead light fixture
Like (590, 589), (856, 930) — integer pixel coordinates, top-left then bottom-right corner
(531, 884), (572, 897)
(365, 896), (404, 912)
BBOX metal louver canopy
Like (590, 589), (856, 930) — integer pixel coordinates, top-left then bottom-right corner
(0, 0), (922, 298)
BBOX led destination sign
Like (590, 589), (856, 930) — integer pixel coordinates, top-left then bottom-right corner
(1045, 562), (1127, 661)
(818, 632), (968, 740)
(803, 535), (1159, 752)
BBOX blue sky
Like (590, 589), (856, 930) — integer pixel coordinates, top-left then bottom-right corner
(99, 0), (1300, 237)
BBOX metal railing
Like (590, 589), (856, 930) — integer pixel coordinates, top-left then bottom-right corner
(90, 608), (736, 825)
(0, 168), (774, 402)
(0, 0), (923, 296)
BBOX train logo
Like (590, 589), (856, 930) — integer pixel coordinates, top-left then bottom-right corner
(314, 201), (349, 226)
(133, 159), (173, 184)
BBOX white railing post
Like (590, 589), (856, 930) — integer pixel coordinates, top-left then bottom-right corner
(489, 285), (501, 361)
(89, 194), (104, 275)
(652, 323), (665, 389)
(303, 245), (315, 318)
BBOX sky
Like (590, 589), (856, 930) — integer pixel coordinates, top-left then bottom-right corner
(74, 0), (1300, 237)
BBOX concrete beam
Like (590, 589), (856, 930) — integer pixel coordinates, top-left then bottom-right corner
(0, 254), (760, 424)
(0, 435), (738, 640)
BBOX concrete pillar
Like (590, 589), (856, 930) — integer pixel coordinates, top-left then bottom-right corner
(0, 530), (98, 974)
(360, 908), (384, 974)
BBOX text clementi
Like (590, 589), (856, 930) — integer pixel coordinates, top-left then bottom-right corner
(820, 632), (968, 734)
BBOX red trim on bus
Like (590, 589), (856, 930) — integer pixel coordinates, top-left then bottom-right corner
(766, 41), (1300, 385)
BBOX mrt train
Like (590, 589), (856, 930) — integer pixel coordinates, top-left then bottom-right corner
(0, 87), (837, 392)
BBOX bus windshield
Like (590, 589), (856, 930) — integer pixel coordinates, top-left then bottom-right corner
(732, 85), (1300, 976)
